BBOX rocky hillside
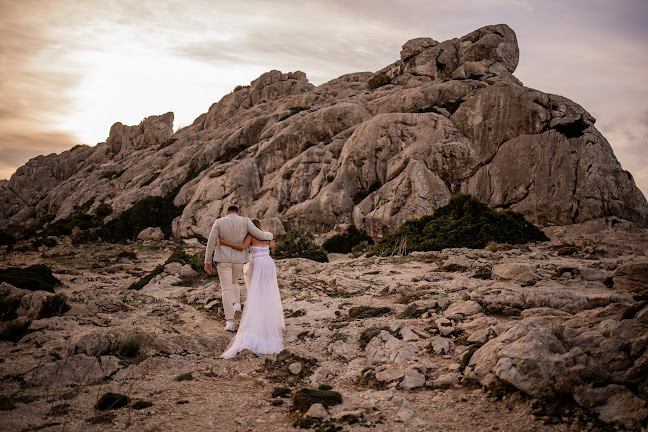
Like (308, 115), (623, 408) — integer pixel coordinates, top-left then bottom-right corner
(1, 24), (647, 240)
(1, 230), (647, 431)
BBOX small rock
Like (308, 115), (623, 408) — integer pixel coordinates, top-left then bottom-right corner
(389, 320), (403, 332)
(288, 362), (302, 375)
(467, 327), (495, 344)
(304, 402), (328, 419)
(375, 367), (405, 382)
(430, 372), (461, 388)
(492, 263), (537, 286)
(137, 227), (165, 241)
(400, 327), (419, 341)
(429, 336), (450, 354)
(443, 300), (482, 319)
(400, 368), (426, 390)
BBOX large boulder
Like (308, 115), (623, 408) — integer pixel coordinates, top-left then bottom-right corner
(2, 23), (646, 242)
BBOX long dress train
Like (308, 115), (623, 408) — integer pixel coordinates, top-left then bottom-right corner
(220, 246), (285, 359)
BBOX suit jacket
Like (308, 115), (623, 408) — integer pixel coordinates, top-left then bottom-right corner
(204, 214), (273, 264)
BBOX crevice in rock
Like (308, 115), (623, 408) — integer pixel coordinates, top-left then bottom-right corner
(550, 118), (590, 139)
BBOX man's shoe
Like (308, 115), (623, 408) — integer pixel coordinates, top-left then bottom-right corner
(224, 320), (235, 332)
(233, 302), (242, 312)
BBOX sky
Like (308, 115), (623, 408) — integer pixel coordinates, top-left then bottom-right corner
(1, 0), (647, 196)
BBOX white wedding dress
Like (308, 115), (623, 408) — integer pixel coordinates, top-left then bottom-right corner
(220, 246), (285, 359)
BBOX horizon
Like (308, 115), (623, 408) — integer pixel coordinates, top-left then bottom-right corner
(1, 0), (647, 197)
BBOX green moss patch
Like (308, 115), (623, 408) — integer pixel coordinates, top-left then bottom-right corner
(369, 194), (548, 256)
(128, 265), (163, 291)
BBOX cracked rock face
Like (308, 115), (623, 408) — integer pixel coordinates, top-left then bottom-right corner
(1, 24), (646, 238)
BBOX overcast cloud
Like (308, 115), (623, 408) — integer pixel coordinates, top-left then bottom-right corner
(0, 0), (646, 196)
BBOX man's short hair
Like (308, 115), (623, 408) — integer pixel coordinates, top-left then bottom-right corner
(227, 205), (239, 214)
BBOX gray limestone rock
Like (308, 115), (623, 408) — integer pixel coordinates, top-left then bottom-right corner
(1, 23), (646, 240)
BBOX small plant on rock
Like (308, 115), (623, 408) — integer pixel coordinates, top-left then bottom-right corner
(367, 71), (391, 89)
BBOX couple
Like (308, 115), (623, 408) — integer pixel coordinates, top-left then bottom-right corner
(204, 206), (285, 359)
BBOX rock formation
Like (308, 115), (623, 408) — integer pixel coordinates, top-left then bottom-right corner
(1, 24), (646, 240)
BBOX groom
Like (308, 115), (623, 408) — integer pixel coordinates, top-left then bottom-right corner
(204, 205), (273, 331)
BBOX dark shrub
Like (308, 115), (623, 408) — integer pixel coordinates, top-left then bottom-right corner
(367, 72), (391, 90)
(0, 229), (15, 248)
(0, 264), (61, 292)
(292, 388), (342, 412)
(95, 393), (130, 411)
(131, 400), (153, 410)
(272, 387), (292, 398)
(233, 84), (250, 92)
(174, 372), (193, 382)
(165, 247), (204, 272)
(0, 319), (32, 342)
(0, 297), (20, 322)
(103, 196), (184, 243)
(348, 306), (392, 319)
(118, 334), (144, 358)
(94, 203), (113, 219)
(117, 250), (137, 260)
(323, 226), (373, 254)
(359, 326), (389, 349)
(272, 227), (328, 263)
(369, 193), (548, 256)
(42, 213), (99, 237)
(38, 294), (71, 319)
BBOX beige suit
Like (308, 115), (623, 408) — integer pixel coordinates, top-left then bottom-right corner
(204, 213), (273, 320)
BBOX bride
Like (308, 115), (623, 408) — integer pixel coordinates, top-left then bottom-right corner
(218, 218), (285, 359)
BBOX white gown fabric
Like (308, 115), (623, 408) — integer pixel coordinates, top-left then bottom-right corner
(220, 246), (285, 359)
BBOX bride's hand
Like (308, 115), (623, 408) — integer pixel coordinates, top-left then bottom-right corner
(219, 237), (230, 246)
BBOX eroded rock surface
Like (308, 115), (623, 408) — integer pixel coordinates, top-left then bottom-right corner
(1, 24), (646, 240)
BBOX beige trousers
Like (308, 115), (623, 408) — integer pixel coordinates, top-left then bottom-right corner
(216, 262), (244, 320)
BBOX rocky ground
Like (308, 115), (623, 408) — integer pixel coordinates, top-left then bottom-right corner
(1, 230), (648, 431)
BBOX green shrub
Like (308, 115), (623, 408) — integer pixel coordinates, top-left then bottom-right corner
(233, 84), (250, 92)
(103, 196), (184, 243)
(323, 226), (373, 254)
(42, 213), (99, 237)
(38, 294), (71, 319)
(0, 264), (61, 292)
(0, 319), (32, 342)
(367, 72), (391, 90)
(272, 227), (328, 263)
(165, 248), (204, 272)
(369, 193), (548, 256)
(350, 241), (371, 258)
